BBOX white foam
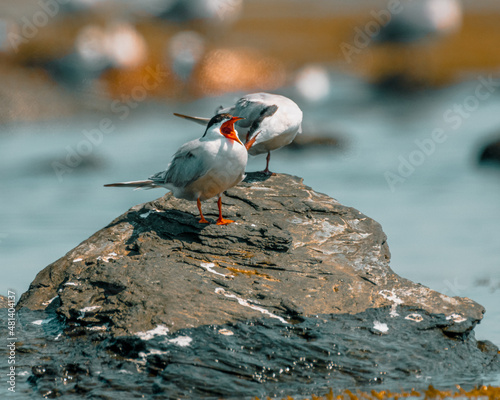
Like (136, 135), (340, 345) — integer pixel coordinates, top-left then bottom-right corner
(118, 369), (134, 375)
(250, 186), (271, 191)
(215, 287), (287, 324)
(80, 306), (101, 313)
(446, 313), (467, 323)
(405, 313), (423, 322)
(78, 306), (101, 320)
(379, 289), (403, 317)
(32, 317), (56, 325)
(86, 326), (107, 331)
(201, 262), (228, 277)
(42, 296), (58, 306)
(97, 252), (119, 262)
(136, 325), (169, 340)
(373, 320), (389, 333)
(167, 336), (192, 347)
(138, 349), (169, 360)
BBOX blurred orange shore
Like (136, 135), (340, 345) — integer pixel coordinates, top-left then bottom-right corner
(2, 0), (500, 122)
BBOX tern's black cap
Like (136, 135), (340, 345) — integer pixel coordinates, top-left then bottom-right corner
(206, 113), (233, 130)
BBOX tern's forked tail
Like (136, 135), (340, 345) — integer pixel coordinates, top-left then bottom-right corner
(104, 180), (156, 190)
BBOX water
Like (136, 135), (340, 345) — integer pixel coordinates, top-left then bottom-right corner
(1, 76), (500, 393)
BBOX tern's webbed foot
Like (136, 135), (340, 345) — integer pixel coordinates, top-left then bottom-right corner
(259, 169), (275, 176)
(198, 218), (210, 224)
(216, 218), (234, 225)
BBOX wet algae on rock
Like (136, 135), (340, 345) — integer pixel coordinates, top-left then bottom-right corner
(15, 173), (499, 398)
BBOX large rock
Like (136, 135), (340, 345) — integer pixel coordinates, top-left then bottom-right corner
(18, 173), (484, 337)
(15, 173), (499, 398)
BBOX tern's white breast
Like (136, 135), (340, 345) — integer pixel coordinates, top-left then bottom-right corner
(249, 99), (302, 155)
(184, 137), (247, 201)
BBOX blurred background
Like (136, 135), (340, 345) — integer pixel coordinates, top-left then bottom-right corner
(1, 0), (499, 346)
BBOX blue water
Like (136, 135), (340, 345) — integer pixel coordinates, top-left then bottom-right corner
(1, 76), (499, 353)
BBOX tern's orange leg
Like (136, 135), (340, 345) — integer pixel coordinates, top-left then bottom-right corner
(260, 152), (274, 176)
(216, 196), (234, 225)
(197, 198), (210, 224)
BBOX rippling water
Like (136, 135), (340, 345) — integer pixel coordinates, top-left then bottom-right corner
(1, 76), (500, 394)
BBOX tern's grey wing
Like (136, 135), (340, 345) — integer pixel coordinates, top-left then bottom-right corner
(247, 104), (278, 139)
(223, 97), (272, 129)
(149, 140), (208, 188)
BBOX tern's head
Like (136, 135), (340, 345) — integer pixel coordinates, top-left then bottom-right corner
(205, 113), (244, 145)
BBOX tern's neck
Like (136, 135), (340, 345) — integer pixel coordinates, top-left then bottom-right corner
(201, 126), (218, 140)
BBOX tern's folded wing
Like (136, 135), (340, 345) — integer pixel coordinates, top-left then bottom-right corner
(224, 97), (270, 128)
(149, 140), (209, 188)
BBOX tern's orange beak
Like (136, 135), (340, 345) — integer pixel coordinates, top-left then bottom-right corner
(220, 116), (244, 145)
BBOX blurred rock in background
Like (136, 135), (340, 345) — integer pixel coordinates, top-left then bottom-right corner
(479, 136), (500, 165)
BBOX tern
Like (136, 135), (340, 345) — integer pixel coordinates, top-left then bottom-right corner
(105, 114), (258, 225)
(174, 93), (303, 175)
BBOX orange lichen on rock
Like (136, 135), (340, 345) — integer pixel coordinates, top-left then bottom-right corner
(254, 385), (500, 400)
(226, 266), (279, 281)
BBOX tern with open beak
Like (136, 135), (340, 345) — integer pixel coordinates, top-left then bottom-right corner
(105, 113), (257, 225)
(174, 93), (303, 175)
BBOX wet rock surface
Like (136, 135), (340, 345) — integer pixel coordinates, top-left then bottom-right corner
(7, 307), (500, 399)
(14, 173), (499, 398)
